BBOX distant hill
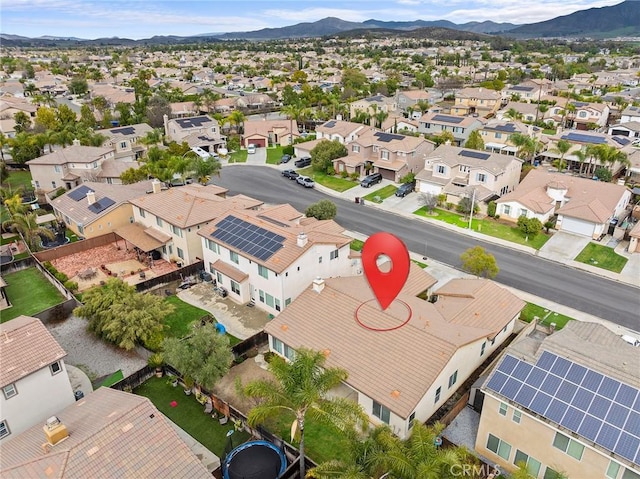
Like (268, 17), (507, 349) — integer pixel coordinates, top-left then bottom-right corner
(215, 17), (364, 40)
(507, 0), (640, 38)
(361, 19), (517, 34)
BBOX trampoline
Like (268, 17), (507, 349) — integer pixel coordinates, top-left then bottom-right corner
(222, 440), (287, 479)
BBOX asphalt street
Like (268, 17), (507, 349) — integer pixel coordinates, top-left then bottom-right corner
(215, 166), (640, 330)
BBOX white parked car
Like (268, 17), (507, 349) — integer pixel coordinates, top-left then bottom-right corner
(247, 144), (256, 154)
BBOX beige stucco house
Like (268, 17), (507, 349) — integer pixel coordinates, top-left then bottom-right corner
(452, 87), (503, 118)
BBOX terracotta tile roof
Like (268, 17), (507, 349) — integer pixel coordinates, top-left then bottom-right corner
(198, 207), (352, 274)
(265, 269), (521, 418)
(316, 120), (366, 138)
(97, 160), (139, 179)
(0, 316), (67, 388)
(456, 87), (502, 100)
(26, 145), (114, 165)
(210, 259), (249, 282)
(129, 185), (261, 228)
(0, 387), (211, 479)
(426, 145), (522, 175)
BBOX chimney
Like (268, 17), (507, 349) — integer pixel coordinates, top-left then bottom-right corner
(336, 114), (343, 121)
(43, 416), (69, 446)
(72, 138), (81, 146)
(152, 179), (162, 194)
(312, 277), (325, 293)
(163, 114), (169, 137)
(297, 232), (308, 247)
(86, 190), (96, 205)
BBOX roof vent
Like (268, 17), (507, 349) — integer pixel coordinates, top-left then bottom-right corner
(43, 416), (69, 446)
(297, 232), (308, 247)
(86, 190), (96, 206)
(312, 277), (325, 293)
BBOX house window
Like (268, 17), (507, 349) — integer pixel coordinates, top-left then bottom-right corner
(54, 165), (61, 173)
(519, 209), (528, 217)
(230, 251), (239, 264)
(513, 450), (541, 477)
(216, 272), (222, 284)
(318, 256), (323, 263)
(77, 223), (84, 234)
(2, 384), (17, 399)
(448, 370), (458, 388)
(168, 245), (173, 255)
(258, 265), (269, 279)
(265, 293), (274, 308)
(259, 289), (265, 303)
(50, 361), (62, 375)
(285, 298), (291, 307)
(52, 181), (57, 189)
(553, 432), (584, 460)
(435, 386), (441, 403)
(436, 165), (446, 174)
(381, 151), (389, 160)
(275, 298), (281, 311)
(476, 173), (486, 183)
(120, 141), (127, 149)
(512, 410), (522, 424)
(156, 217), (163, 227)
(622, 468), (640, 479)
(372, 401), (390, 424)
(499, 402), (508, 416)
(139, 207), (146, 218)
(283, 343), (295, 360)
(408, 411), (416, 429)
(330, 249), (339, 260)
(544, 467), (561, 479)
(92, 162), (98, 169)
(177, 248), (184, 260)
(486, 433), (511, 461)
(272, 337), (283, 355)
(230, 280), (240, 295)
(495, 132), (502, 139)
(606, 461), (620, 479)
(503, 205), (511, 215)
(206, 239), (219, 253)
(481, 342), (486, 356)
(0, 420), (10, 439)
(352, 145), (360, 153)
(171, 225), (183, 237)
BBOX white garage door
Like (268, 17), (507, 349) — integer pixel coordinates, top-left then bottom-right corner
(561, 217), (595, 237)
(418, 181), (442, 195)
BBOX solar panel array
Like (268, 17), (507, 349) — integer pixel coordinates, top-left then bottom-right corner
(210, 215), (285, 262)
(68, 185), (92, 202)
(110, 126), (135, 135)
(492, 124), (517, 133)
(613, 136), (631, 146)
(562, 132), (607, 145)
(459, 150), (490, 160)
(374, 132), (404, 143)
(432, 114), (464, 124)
(175, 117), (210, 128)
(511, 85), (534, 91)
(88, 197), (115, 215)
(487, 352), (640, 465)
(324, 120), (336, 128)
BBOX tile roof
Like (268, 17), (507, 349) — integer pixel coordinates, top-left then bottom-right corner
(265, 270), (522, 418)
(199, 207), (352, 274)
(26, 146), (114, 165)
(95, 123), (154, 140)
(425, 144), (522, 174)
(0, 316), (67, 388)
(129, 184), (262, 228)
(0, 387), (211, 479)
(456, 87), (502, 100)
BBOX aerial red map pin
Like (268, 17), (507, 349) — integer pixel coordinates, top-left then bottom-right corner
(361, 232), (410, 310)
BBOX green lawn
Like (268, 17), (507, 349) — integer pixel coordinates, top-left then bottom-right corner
(350, 239), (364, 251)
(411, 259), (427, 268)
(0, 234), (18, 246)
(1, 267), (65, 323)
(298, 167), (358, 192)
(227, 150), (247, 163)
(135, 376), (250, 457)
(363, 185), (398, 203)
(575, 243), (628, 273)
(2, 170), (33, 191)
(414, 208), (550, 250)
(265, 410), (351, 464)
(519, 302), (574, 329)
(98, 369), (124, 388)
(266, 146), (285, 165)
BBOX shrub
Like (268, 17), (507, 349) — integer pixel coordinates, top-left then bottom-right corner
(487, 201), (497, 217)
(147, 352), (164, 368)
(349, 172), (359, 181)
(282, 145), (294, 156)
(143, 330), (165, 352)
(263, 351), (276, 363)
(54, 271), (69, 283)
(326, 166), (335, 175)
(445, 202), (454, 210)
(64, 281), (78, 292)
(340, 170), (349, 178)
(494, 214), (500, 220)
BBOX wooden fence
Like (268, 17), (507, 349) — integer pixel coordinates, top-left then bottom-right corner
(33, 232), (118, 263)
(110, 365), (155, 392)
(0, 256), (34, 274)
(231, 331), (268, 359)
(135, 260), (204, 292)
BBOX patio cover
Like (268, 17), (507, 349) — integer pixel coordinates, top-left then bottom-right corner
(114, 223), (171, 252)
(210, 259), (248, 283)
(36, 213), (57, 225)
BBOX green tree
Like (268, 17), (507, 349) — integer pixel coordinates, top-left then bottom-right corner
(594, 166), (612, 182)
(34, 107), (58, 131)
(74, 279), (172, 351)
(510, 133), (541, 163)
(56, 104), (77, 127)
(517, 216), (543, 238)
(550, 139), (571, 171)
(162, 323), (233, 391)
(241, 348), (368, 479)
(120, 165), (149, 184)
(456, 195), (479, 217)
(227, 110), (246, 134)
(189, 156), (221, 185)
(79, 104), (97, 128)
(460, 245), (499, 279)
(305, 199), (337, 220)
(310, 139), (347, 173)
(435, 131), (456, 146)
(13, 111), (32, 133)
(9, 132), (40, 164)
(2, 211), (54, 251)
(464, 130), (485, 150)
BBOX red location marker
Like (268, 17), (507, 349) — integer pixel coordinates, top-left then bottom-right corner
(361, 232), (410, 310)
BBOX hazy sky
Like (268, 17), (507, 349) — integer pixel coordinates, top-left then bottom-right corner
(0, 0), (624, 39)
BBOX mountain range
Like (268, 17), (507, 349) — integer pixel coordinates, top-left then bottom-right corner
(1, 0), (638, 47)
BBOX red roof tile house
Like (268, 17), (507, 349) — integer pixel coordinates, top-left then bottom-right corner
(242, 119), (300, 148)
(0, 387), (211, 478)
(265, 269), (524, 439)
(0, 316), (75, 441)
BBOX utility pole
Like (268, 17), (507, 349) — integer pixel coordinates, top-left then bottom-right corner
(468, 188), (476, 230)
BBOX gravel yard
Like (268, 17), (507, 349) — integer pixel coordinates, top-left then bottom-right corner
(47, 315), (148, 381)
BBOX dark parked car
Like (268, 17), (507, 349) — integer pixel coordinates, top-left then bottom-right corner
(294, 156), (312, 168)
(395, 182), (415, 197)
(282, 169), (299, 180)
(280, 154), (292, 163)
(360, 172), (383, 188)
(296, 176), (315, 188)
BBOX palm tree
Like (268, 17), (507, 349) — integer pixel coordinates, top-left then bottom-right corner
(227, 110), (246, 135)
(593, 144), (628, 175)
(282, 104), (303, 145)
(241, 348), (368, 479)
(510, 133), (541, 164)
(550, 139), (571, 171)
(2, 211), (54, 251)
(190, 157), (221, 185)
(505, 108), (522, 121)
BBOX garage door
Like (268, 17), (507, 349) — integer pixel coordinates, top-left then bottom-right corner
(250, 138), (266, 147)
(379, 168), (395, 180)
(561, 217), (595, 237)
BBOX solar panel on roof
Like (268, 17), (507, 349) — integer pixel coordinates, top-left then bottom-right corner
(110, 126), (135, 135)
(540, 374), (562, 396)
(615, 384), (637, 407)
(530, 392), (552, 415)
(562, 132), (607, 145)
(556, 381), (578, 403)
(546, 400), (567, 423)
(616, 433), (640, 462)
(599, 377), (621, 400)
(566, 363), (587, 384)
(573, 388), (595, 411)
(459, 150), (490, 160)
(512, 362), (533, 381)
(613, 136), (631, 146)
(176, 116), (210, 128)
(606, 403), (629, 428)
(324, 120), (336, 128)
(492, 123), (517, 133)
(211, 215), (285, 262)
(578, 415), (602, 441)
(582, 370), (604, 391)
(88, 197), (115, 214)
(551, 356), (571, 377)
(502, 377), (522, 398)
(432, 114), (464, 124)
(487, 372), (508, 391)
(589, 395), (612, 419)
(515, 384), (536, 408)
(597, 422), (621, 450)
(498, 355), (519, 375)
(528, 367), (546, 387)
(561, 406), (584, 430)
(375, 132), (404, 143)
(68, 185), (92, 202)
(537, 351), (556, 371)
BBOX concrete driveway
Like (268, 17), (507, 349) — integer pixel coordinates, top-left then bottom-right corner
(244, 146), (266, 165)
(538, 231), (591, 262)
